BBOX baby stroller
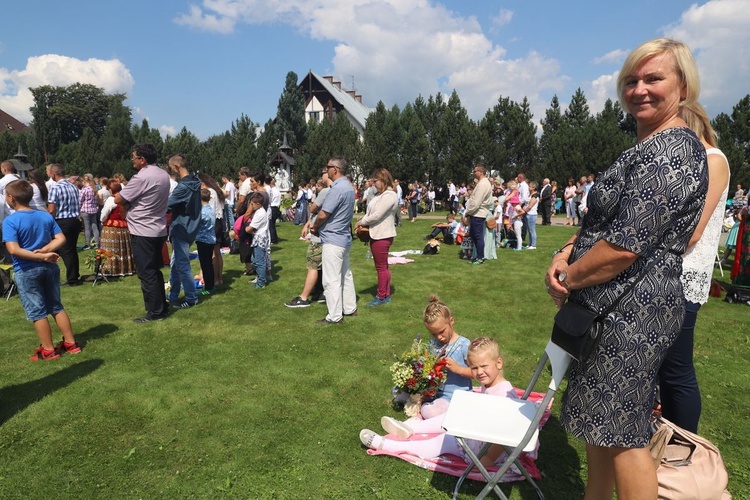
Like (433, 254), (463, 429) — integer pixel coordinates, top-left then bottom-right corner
(497, 222), (518, 249)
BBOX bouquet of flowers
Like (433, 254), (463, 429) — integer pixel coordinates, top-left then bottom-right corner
(391, 335), (448, 416)
(84, 248), (114, 272)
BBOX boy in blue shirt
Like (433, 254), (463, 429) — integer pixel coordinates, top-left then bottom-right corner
(2, 180), (81, 361)
(195, 188), (216, 295)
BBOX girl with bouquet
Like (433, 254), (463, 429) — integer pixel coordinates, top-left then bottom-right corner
(361, 337), (516, 469)
(396, 295), (473, 419)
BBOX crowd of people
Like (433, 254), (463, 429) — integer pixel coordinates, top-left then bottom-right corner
(1, 35), (748, 500)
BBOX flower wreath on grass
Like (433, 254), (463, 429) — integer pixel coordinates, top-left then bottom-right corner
(390, 335), (448, 417)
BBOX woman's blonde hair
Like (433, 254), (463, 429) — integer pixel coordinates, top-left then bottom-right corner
(468, 337), (501, 360)
(423, 294), (452, 324)
(617, 37), (716, 145)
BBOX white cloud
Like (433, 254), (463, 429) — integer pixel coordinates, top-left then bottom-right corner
(592, 49), (628, 65)
(159, 125), (177, 138)
(585, 71), (620, 117)
(663, 0), (750, 114)
(174, 0), (567, 121)
(173, 4), (236, 34)
(492, 9), (513, 28)
(0, 54), (134, 125)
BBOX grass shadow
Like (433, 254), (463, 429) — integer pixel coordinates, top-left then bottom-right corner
(0, 359), (104, 426)
(535, 415), (586, 498)
(423, 415), (585, 499)
(76, 323), (118, 346)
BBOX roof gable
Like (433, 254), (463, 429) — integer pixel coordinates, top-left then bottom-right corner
(0, 108), (30, 134)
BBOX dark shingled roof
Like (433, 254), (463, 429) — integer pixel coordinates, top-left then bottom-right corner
(0, 108), (30, 134)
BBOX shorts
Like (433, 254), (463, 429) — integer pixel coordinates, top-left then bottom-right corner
(15, 265), (64, 321)
(306, 241), (322, 270)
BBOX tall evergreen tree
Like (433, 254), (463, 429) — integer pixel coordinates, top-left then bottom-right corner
(98, 102), (134, 175)
(399, 103), (428, 183)
(275, 71), (307, 151)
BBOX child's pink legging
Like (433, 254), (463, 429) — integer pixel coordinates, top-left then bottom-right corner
(420, 396), (450, 419)
(381, 412), (460, 458)
(381, 431), (462, 459)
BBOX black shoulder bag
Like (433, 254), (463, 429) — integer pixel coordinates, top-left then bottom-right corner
(551, 243), (673, 362)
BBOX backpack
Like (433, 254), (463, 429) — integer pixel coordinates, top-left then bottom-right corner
(423, 239), (440, 255)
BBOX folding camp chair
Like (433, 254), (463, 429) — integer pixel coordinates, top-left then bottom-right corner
(441, 341), (571, 500)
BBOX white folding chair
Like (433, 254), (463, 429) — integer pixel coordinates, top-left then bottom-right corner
(441, 341), (571, 499)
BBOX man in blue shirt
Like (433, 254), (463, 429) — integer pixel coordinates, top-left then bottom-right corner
(47, 164), (82, 286)
(310, 156), (356, 324)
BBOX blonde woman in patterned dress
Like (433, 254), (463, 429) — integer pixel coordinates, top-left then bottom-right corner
(546, 38), (708, 499)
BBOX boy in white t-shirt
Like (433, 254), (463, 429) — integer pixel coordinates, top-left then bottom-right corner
(244, 193), (271, 289)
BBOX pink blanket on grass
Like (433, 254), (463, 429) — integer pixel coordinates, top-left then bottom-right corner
(366, 388), (552, 484)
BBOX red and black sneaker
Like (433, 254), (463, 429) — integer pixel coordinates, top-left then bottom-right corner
(54, 341), (82, 355)
(29, 345), (60, 361)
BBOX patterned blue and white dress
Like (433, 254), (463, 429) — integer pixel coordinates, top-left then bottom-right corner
(561, 127), (707, 448)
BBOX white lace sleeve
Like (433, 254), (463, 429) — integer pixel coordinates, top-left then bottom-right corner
(681, 148), (729, 304)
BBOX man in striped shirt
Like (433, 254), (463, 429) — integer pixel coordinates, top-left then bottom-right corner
(47, 164), (82, 286)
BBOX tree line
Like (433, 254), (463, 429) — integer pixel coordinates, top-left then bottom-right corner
(1, 74), (748, 190)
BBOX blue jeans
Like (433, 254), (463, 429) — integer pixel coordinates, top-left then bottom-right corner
(169, 237), (197, 304)
(81, 212), (100, 247)
(15, 265), (64, 321)
(526, 214), (537, 247)
(252, 246), (268, 287)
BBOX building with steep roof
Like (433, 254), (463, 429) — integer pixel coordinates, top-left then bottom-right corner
(298, 71), (372, 137)
(0, 108), (30, 134)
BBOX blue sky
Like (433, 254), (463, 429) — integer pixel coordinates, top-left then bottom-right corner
(1, 0), (748, 140)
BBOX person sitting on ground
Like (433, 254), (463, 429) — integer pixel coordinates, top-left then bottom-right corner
(2, 180), (81, 361)
(360, 337), (515, 470)
(410, 295), (472, 419)
(426, 213), (459, 244)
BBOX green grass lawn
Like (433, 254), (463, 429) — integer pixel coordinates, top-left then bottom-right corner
(0, 215), (747, 499)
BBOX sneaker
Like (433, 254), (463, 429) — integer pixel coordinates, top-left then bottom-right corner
(316, 318), (343, 325)
(316, 294), (326, 304)
(250, 277), (258, 284)
(29, 346), (60, 361)
(172, 301), (198, 309)
(367, 296), (391, 307)
(255, 284), (266, 289)
(54, 341), (82, 355)
(82, 245), (90, 251)
(380, 416), (413, 438)
(527, 246), (537, 250)
(344, 310), (358, 317)
(359, 429), (382, 450)
(285, 296), (311, 308)
(472, 258), (485, 265)
(133, 315), (166, 323)
(199, 288), (214, 296)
